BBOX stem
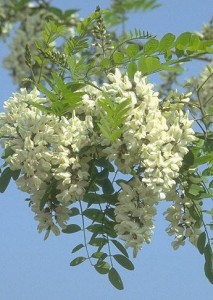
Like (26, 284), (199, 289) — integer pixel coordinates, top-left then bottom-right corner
(78, 200), (94, 266)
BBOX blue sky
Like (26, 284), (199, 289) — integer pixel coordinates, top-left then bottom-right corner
(0, 1), (213, 299)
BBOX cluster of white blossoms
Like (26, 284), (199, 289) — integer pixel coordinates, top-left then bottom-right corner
(114, 177), (159, 257)
(0, 69), (197, 251)
(164, 187), (202, 250)
(0, 88), (94, 235)
(98, 70), (196, 192)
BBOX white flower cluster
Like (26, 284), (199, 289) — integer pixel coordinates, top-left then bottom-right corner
(0, 69), (196, 250)
(79, 69), (196, 252)
(0, 88), (93, 235)
(114, 177), (159, 257)
(164, 188), (202, 250)
(99, 70), (196, 193)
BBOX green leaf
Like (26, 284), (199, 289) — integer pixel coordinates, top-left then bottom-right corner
(113, 52), (125, 64)
(105, 207), (116, 221)
(62, 224), (81, 234)
(39, 192), (49, 211)
(70, 256), (87, 266)
(89, 237), (107, 247)
(126, 44), (139, 58)
(183, 149), (195, 166)
(96, 169), (109, 181)
(101, 57), (110, 68)
(87, 224), (103, 233)
(111, 239), (129, 257)
(197, 232), (206, 255)
(204, 262), (213, 284)
(113, 254), (134, 270)
(204, 243), (213, 284)
(14, 0), (30, 10)
(1, 147), (15, 159)
(108, 268), (124, 290)
(10, 169), (21, 181)
(92, 251), (107, 259)
(69, 207), (80, 216)
(102, 178), (114, 194)
(84, 193), (105, 206)
(94, 158), (114, 172)
(143, 38), (159, 55)
(37, 83), (58, 102)
(204, 243), (212, 264)
(187, 34), (200, 52)
(0, 167), (12, 193)
(138, 56), (161, 75)
(188, 204), (201, 221)
(95, 261), (110, 275)
(159, 33), (175, 52)
(71, 243), (84, 253)
(83, 208), (104, 221)
(175, 32), (192, 51)
(209, 180), (213, 188)
(127, 61), (137, 79)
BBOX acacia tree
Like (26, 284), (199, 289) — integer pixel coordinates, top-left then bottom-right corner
(0, 0), (212, 290)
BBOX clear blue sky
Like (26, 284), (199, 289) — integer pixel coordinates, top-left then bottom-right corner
(0, 1), (213, 299)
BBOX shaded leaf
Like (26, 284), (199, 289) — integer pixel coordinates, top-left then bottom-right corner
(94, 158), (114, 172)
(111, 239), (129, 257)
(69, 207), (80, 217)
(95, 261), (110, 275)
(62, 224), (81, 234)
(204, 243), (213, 284)
(71, 243), (84, 253)
(197, 232), (206, 255)
(108, 267), (124, 290)
(70, 256), (87, 266)
(0, 167), (12, 193)
(113, 254), (134, 270)
(102, 178), (114, 194)
(89, 237), (107, 247)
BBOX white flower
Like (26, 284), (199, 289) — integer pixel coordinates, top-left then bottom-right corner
(114, 178), (158, 256)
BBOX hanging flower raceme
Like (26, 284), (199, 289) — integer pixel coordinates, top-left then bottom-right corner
(0, 88), (94, 235)
(0, 69), (197, 250)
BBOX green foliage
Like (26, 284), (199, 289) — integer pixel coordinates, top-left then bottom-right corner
(0, 167), (12, 193)
(98, 96), (131, 142)
(33, 72), (85, 115)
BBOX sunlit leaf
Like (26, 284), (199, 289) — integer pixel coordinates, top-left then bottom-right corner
(159, 33), (175, 52)
(126, 44), (139, 58)
(143, 38), (159, 55)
